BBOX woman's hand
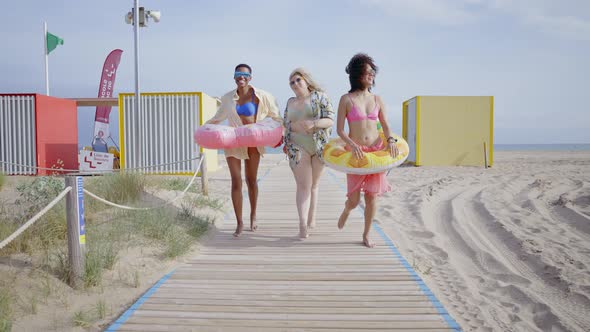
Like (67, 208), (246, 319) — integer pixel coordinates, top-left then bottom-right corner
(350, 143), (364, 160)
(302, 120), (315, 134)
(291, 120), (314, 134)
(388, 141), (399, 158)
(290, 121), (304, 133)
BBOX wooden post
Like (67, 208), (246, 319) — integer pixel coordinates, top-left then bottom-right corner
(483, 142), (488, 169)
(65, 176), (86, 288)
(200, 154), (208, 196)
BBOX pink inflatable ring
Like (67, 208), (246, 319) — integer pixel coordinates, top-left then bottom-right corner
(195, 117), (283, 149)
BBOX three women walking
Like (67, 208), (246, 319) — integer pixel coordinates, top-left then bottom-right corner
(205, 54), (399, 247)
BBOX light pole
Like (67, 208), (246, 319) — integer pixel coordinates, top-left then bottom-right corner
(125, 1), (160, 167)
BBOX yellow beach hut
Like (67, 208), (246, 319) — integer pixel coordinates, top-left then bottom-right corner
(402, 96), (494, 167)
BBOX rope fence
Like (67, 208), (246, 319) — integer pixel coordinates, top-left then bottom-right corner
(0, 186), (72, 250)
(82, 156), (204, 211)
(1, 154), (207, 286)
(0, 156), (203, 173)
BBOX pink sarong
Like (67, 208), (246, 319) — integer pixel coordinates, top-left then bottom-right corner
(346, 140), (392, 197)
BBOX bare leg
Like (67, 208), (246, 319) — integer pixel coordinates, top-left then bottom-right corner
(244, 147), (261, 231)
(363, 193), (377, 248)
(291, 150), (312, 238)
(338, 191), (360, 229)
(227, 157), (243, 237)
(307, 155), (324, 230)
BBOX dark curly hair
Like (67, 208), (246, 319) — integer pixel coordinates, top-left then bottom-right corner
(345, 53), (378, 93)
(235, 63), (252, 73)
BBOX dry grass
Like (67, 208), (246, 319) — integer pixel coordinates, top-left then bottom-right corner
(0, 172), (216, 330)
(0, 287), (12, 332)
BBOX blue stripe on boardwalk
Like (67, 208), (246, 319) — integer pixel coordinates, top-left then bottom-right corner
(105, 269), (175, 332)
(374, 225), (462, 331)
(326, 170), (462, 331)
(104, 159), (271, 330)
(109, 157), (277, 331)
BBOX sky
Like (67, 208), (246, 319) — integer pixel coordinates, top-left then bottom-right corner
(1, 0), (589, 147)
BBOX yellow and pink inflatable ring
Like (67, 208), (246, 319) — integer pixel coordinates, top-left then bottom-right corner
(322, 133), (409, 175)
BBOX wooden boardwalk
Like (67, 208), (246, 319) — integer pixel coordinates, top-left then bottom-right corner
(107, 160), (461, 331)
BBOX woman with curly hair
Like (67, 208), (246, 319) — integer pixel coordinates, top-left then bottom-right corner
(283, 68), (334, 238)
(335, 53), (399, 248)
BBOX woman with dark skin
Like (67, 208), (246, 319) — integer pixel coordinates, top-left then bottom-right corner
(206, 64), (281, 237)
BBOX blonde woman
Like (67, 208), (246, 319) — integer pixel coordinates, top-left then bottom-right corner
(206, 64), (282, 237)
(283, 68), (334, 238)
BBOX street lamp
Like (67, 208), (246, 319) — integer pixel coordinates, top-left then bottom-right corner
(125, 1), (160, 167)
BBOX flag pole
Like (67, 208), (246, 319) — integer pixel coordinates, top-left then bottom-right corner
(44, 21), (49, 96)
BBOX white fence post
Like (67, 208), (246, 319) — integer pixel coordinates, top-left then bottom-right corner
(65, 176), (86, 288)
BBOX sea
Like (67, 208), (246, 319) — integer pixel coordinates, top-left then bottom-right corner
(80, 143), (590, 154)
(493, 144), (590, 151)
(231, 144), (590, 154)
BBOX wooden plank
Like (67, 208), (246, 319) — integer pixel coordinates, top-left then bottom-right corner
(144, 297), (441, 308)
(118, 326), (454, 332)
(107, 162), (459, 332)
(70, 97), (118, 107)
(132, 310), (446, 321)
(168, 273), (418, 281)
(137, 303), (441, 314)
(158, 283), (422, 291)
(162, 279), (422, 286)
(153, 289), (428, 297)
(149, 293), (431, 301)
(125, 315), (448, 331)
(170, 267), (410, 273)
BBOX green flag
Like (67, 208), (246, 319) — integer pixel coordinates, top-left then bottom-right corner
(46, 32), (64, 54)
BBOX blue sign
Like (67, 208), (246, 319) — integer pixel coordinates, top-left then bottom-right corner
(76, 176), (86, 244)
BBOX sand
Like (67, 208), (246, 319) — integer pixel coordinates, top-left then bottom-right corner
(378, 151), (590, 332)
(212, 151), (590, 331)
(2, 150), (589, 331)
(0, 175), (227, 331)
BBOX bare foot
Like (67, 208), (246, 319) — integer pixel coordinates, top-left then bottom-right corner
(233, 223), (244, 237)
(338, 210), (350, 229)
(299, 226), (309, 239)
(362, 237), (376, 248)
(250, 217), (257, 232)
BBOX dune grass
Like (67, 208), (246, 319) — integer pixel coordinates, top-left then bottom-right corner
(0, 176), (68, 256)
(146, 176), (198, 193)
(0, 287), (12, 332)
(1, 172), (212, 285)
(84, 172), (145, 206)
(0, 171), (215, 332)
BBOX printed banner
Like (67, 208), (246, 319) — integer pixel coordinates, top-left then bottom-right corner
(93, 49), (123, 139)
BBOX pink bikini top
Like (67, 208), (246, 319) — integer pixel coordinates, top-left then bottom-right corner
(346, 95), (379, 122)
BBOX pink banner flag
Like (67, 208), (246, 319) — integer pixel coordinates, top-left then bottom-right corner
(93, 49), (123, 140)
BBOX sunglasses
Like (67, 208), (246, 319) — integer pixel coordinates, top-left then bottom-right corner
(289, 77), (303, 86)
(234, 72), (251, 79)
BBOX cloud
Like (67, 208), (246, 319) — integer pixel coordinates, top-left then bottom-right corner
(488, 0), (590, 40)
(361, 0), (484, 26)
(361, 0), (590, 40)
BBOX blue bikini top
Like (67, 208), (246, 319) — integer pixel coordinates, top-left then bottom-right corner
(236, 92), (258, 117)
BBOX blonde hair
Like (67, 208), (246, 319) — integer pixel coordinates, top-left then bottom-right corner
(289, 67), (324, 93)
